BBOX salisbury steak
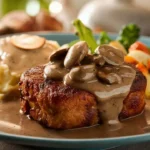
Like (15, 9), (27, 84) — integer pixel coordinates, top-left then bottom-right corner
(20, 66), (99, 129)
(19, 65), (146, 129)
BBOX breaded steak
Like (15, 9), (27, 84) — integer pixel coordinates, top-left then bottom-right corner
(119, 69), (146, 120)
(19, 66), (99, 129)
(19, 66), (146, 129)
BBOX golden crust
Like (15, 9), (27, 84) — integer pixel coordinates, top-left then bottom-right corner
(119, 69), (146, 120)
(19, 66), (99, 129)
(19, 66), (146, 129)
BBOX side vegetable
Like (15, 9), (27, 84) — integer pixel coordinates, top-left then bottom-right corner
(99, 24), (140, 51)
(0, 64), (20, 100)
(125, 44), (150, 98)
(117, 24), (140, 50)
(72, 19), (150, 98)
(128, 50), (150, 66)
(99, 31), (111, 45)
(73, 19), (140, 53)
(136, 63), (150, 98)
(73, 19), (98, 54)
(129, 41), (149, 54)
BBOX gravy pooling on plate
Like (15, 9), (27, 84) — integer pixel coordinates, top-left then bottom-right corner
(44, 42), (136, 124)
(0, 94), (149, 139)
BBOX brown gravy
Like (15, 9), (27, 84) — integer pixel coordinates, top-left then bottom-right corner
(0, 35), (58, 74)
(0, 99), (150, 139)
(44, 43), (136, 123)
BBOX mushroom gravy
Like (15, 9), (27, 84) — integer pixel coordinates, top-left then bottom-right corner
(0, 34), (59, 74)
(44, 42), (136, 124)
(0, 99), (149, 139)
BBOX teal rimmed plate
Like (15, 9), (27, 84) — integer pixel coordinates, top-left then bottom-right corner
(0, 33), (150, 150)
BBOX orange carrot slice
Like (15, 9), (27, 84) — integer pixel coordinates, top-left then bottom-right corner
(129, 41), (149, 54)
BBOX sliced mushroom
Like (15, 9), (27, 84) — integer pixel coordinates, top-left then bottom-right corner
(11, 34), (45, 50)
(68, 64), (96, 82)
(64, 41), (88, 68)
(102, 66), (113, 73)
(49, 48), (68, 62)
(93, 54), (105, 66)
(95, 45), (125, 66)
(97, 71), (122, 84)
(44, 62), (68, 80)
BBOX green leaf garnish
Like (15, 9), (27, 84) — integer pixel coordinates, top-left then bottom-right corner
(99, 31), (112, 45)
(117, 24), (140, 50)
(73, 19), (98, 54)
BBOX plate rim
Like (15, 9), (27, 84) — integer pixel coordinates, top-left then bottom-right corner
(0, 129), (150, 141)
(0, 32), (150, 147)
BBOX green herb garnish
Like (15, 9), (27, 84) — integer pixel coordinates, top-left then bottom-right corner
(117, 24), (140, 50)
(73, 19), (98, 54)
(72, 19), (140, 53)
(99, 31), (112, 45)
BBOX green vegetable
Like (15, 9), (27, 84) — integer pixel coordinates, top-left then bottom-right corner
(73, 19), (98, 54)
(117, 24), (140, 50)
(72, 19), (140, 53)
(99, 31), (112, 45)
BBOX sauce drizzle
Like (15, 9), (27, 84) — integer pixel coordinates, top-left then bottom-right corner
(44, 42), (136, 124)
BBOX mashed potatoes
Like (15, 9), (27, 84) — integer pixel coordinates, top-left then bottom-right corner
(0, 34), (59, 100)
(0, 64), (19, 100)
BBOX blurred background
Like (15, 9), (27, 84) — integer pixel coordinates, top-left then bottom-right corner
(0, 0), (150, 35)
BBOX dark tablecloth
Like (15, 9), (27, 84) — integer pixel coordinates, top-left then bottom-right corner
(0, 141), (150, 150)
